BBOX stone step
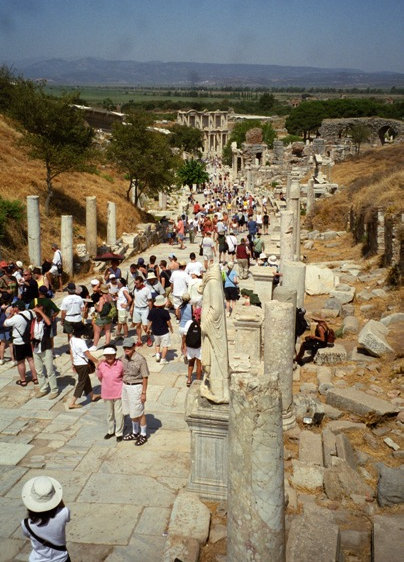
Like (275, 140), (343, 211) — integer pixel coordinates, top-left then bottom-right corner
(286, 512), (341, 562)
(314, 344), (347, 365)
(372, 514), (404, 562)
(326, 388), (399, 420)
(299, 431), (324, 466)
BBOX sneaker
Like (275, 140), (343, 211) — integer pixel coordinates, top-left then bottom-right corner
(155, 353), (161, 362)
(88, 345), (97, 352)
(135, 341), (143, 347)
(36, 389), (49, 398)
(48, 391), (59, 400)
(116, 436), (123, 442)
(146, 337), (153, 347)
(104, 433), (115, 440)
(0, 359), (4, 365)
(160, 358), (168, 365)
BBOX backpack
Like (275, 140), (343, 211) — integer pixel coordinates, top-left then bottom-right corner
(16, 310), (34, 344)
(185, 320), (201, 349)
(100, 301), (117, 323)
(326, 327), (336, 345)
(295, 307), (310, 338)
(0, 310), (7, 334)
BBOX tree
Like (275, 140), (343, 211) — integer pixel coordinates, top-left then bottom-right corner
(10, 81), (94, 215)
(169, 123), (203, 155)
(177, 159), (209, 190)
(102, 97), (116, 111)
(285, 101), (327, 140)
(258, 93), (275, 112)
(349, 123), (371, 154)
(108, 112), (180, 206)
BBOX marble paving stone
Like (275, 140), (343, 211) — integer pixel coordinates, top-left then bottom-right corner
(0, 496), (24, 538)
(61, 543), (114, 562)
(0, 466), (27, 496)
(147, 430), (190, 453)
(0, 418), (14, 432)
(2, 419), (30, 436)
(147, 411), (188, 431)
(160, 362), (188, 374)
(159, 388), (180, 407)
(19, 397), (57, 411)
(100, 448), (190, 478)
(68, 502), (142, 545)
(75, 445), (114, 473)
(0, 538), (25, 561)
(135, 506), (171, 535)
(157, 475), (188, 492)
(143, 385), (165, 402)
(77, 473), (176, 507)
(6, 468), (90, 503)
(106, 534), (166, 562)
(0, 442), (33, 466)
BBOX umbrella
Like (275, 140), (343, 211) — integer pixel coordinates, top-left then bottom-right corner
(94, 252), (125, 262)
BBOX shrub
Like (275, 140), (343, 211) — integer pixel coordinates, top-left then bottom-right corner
(0, 198), (24, 236)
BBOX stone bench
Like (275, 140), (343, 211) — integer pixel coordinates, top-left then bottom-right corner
(314, 344), (347, 365)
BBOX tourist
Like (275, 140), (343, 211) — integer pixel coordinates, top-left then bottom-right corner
(159, 260), (172, 297)
(225, 231), (238, 260)
(263, 210), (270, 234)
(167, 253), (179, 271)
(247, 216), (258, 240)
(68, 323), (100, 409)
(170, 261), (190, 319)
(60, 283), (84, 343)
(188, 272), (203, 308)
(145, 271), (165, 301)
(130, 276), (153, 347)
(223, 262), (239, 317)
(147, 294), (173, 364)
(235, 238), (251, 280)
(136, 257), (148, 278)
(253, 232), (265, 259)
(125, 263), (141, 295)
(294, 318), (330, 366)
(104, 259), (122, 281)
(31, 304), (59, 399)
(115, 278), (132, 339)
(97, 346), (124, 442)
(178, 293), (193, 358)
(21, 476), (70, 562)
(201, 231), (216, 270)
(147, 255), (160, 278)
(0, 297), (15, 366)
(0, 267), (18, 299)
(107, 274), (120, 300)
(183, 308), (202, 387)
(91, 284), (115, 350)
(4, 300), (37, 386)
(21, 269), (39, 308)
(185, 252), (204, 278)
(176, 216), (186, 250)
(46, 243), (63, 292)
(121, 337), (149, 445)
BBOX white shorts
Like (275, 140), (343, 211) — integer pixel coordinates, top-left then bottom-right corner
(133, 307), (149, 325)
(154, 333), (170, 348)
(186, 346), (201, 360)
(118, 309), (128, 323)
(49, 264), (60, 276)
(172, 295), (182, 310)
(121, 383), (144, 418)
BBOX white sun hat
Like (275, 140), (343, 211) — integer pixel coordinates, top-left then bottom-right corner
(22, 476), (63, 512)
(103, 347), (117, 355)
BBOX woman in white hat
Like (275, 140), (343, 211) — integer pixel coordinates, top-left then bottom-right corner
(21, 475), (70, 561)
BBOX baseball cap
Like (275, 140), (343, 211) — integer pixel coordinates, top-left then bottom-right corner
(103, 347), (117, 355)
(109, 274), (116, 280)
(122, 337), (135, 348)
(90, 279), (99, 286)
(168, 253), (176, 259)
(137, 258), (145, 265)
(65, 282), (76, 293)
(38, 286), (49, 295)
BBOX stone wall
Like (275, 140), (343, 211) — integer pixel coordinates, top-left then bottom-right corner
(319, 117), (404, 146)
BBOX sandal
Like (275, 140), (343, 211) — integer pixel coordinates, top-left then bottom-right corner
(135, 435), (148, 446)
(68, 404), (82, 409)
(186, 380), (192, 387)
(123, 433), (139, 441)
(16, 380), (27, 387)
(91, 395), (101, 402)
(32, 378), (39, 385)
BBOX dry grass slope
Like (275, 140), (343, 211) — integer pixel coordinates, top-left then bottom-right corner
(312, 144), (404, 231)
(0, 114), (147, 264)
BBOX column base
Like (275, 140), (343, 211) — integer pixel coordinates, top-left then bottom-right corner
(185, 381), (229, 501)
(282, 408), (297, 431)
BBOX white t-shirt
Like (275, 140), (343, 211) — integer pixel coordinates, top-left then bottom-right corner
(4, 310), (34, 345)
(52, 249), (62, 267)
(22, 506), (70, 562)
(60, 295), (83, 321)
(185, 261), (204, 277)
(133, 285), (152, 308)
(226, 235), (238, 253)
(170, 270), (190, 297)
(116, 287), (130, 311)
(70, 336), (89, 366)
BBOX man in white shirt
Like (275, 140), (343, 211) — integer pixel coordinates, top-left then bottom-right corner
(185, 253), (204, 277)
(60, 283), (84, 343)
(4, 300), (37, 386)
(170, 261), (190, 318)
(46, 243), (63, 292)
(130, 276), (153, 347)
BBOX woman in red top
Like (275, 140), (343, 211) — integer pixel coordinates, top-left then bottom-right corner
(236, 238), (251, 280)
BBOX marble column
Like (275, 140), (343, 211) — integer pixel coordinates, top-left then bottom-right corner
(282, 260), (306, 308)
(85, 196), (97, 257)
(279, 210), (294, 272)
(306, 178), (315, 215)
(233, 306), (264, 364)
(273, 286), (297, 310)
(264, 301), (296, 430)
(107, 201), (116, 247)
(158, 192), (168, 210)
(227, 372), (285, 561)
(61, 215), (73, 276)
(26, 195), (41, 267)
(288, 179), (301, 260)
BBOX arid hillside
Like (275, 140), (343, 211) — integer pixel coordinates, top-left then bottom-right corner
(0, 114), (146, 263)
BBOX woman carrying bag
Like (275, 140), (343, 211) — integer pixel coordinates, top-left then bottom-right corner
(68, 323), (100, 409)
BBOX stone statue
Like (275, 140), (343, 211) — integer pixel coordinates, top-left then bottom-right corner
(199, 264), (230, 403)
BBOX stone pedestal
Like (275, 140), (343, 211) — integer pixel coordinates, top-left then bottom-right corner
(306, 179), (315, 215)
(26, 195), (41, 267)
(61, 215), (73, 276)
(250, 266), (274, 304)
(233, 307), (263, 364)
(227, 374), (285, 561)
(282, 260), (306, 308)
(264, 301), (296, 430)
(185, 382), (229, 501)
(106, 201), (116, 246)
(280, 210), (294, 272)
(85, 196), (97, 257)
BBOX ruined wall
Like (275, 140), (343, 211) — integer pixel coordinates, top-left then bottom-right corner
(319, 117), (404, 145)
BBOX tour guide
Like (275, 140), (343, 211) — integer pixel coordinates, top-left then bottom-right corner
(121, 336), (149, 445)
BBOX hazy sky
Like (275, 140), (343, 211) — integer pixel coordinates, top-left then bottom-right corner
(1, 0), (403, 73)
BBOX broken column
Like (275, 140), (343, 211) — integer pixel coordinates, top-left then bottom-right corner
(273, 286), (297, 310)
(85, 196), (97, 257)
(106, 201), (117, 246)
(158, 192), (168, 210)
(227, 372), (285, 562)
(279, 210), (294, 272)
(26, 195), (41, 267)
(233, 306), (263, 364)
(287, 179), (301, 260)
(264, 301), (296, 430)
(306, 178), (315, 215)
(282, 260), (306, 308)
(60, 215), (73, 276)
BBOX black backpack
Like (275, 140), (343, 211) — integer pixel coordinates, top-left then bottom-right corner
(185, 320), (201, 349)
(295, 307), (309, 338)
(16, 310), (34, 344)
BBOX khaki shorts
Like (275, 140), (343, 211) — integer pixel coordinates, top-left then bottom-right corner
(121, 383), (144, 418)
(154, 333), (170, 348)
(118, 309), (128, 323)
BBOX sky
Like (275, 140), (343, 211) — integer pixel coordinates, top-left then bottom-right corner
(0, 0), (403, 73)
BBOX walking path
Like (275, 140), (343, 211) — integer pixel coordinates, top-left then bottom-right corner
(0, 211), (278, 561)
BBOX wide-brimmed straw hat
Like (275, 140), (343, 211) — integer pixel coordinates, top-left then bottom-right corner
(154, 295), (166, 307)
(99, 284), (109, 294)
(147, 272), (157, 280)
(22, 476), (63, 513)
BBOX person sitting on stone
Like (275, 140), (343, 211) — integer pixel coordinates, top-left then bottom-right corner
(294, 317), (329, 366)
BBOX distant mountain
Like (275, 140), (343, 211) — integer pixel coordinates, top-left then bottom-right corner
(8, 58), (404, 88)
